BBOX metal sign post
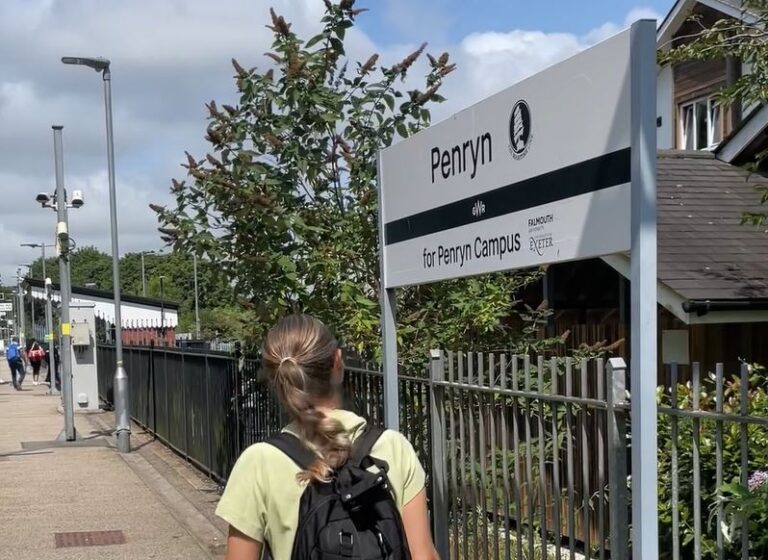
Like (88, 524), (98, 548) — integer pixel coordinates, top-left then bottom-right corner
(377, 20), (658, 560)
(376, 152), (400, 429)
(629, 21), (658, 560)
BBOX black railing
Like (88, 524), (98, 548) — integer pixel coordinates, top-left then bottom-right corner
(96, 344), (432, 490)
(98, 343), (244, 481)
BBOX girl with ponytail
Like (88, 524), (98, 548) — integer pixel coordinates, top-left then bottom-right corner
(217, 315), (438, 560)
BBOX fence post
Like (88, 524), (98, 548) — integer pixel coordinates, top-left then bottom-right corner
(429, 349), (449, 559)
(607, 357), (629, 556)
(234, 341), (242, 459)
(205, 353), (214, 480)
(151, 340), (157, 439)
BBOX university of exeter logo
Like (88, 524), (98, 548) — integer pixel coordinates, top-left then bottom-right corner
(509, 99), (532, 159)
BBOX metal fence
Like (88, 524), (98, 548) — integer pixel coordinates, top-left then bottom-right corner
(656, 362), (768, 560)
(97, 343), (243, 481)
(95, 345), (433, 491)
(426, 352), (628, 560)
(96, 344), (768, 559)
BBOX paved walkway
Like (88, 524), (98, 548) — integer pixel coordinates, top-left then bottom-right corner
(0, 361), (227, 560)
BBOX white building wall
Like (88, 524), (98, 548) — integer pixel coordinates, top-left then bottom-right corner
(29, 286), (178, 328)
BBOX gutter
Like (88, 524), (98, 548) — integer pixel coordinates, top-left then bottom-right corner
(682, 298), (768, 316)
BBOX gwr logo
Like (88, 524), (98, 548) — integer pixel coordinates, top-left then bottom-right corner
(472, 200), (486, 218)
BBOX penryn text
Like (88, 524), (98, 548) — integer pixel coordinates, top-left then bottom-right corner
(431, 132), (492, 184)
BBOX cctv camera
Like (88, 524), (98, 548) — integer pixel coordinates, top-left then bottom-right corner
(70, 190), (84, 208)
(36, 192), (51, 205)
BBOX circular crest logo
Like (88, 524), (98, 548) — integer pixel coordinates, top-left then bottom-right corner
(509, 99), (532, 159)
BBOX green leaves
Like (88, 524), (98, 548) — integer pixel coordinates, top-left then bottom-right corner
(656, 367), (768, 559)
(150, 1), (546, 359)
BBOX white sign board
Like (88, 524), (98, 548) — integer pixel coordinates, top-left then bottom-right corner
(0, 302), (12, 312)
(380, 29), (632, 289)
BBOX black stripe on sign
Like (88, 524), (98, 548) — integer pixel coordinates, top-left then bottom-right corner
(384, 147), (631, 245)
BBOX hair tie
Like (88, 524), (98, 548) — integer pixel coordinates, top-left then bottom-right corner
(280, 356), (297, 366)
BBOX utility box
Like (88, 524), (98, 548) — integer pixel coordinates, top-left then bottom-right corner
(69, 303), (99, 411)
(71, 321), (91, 347)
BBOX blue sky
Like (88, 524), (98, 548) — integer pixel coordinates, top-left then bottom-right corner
(0, 0), (678, 284)
(359, 0), (675, 44)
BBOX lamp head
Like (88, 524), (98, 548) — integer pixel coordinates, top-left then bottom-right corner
(61, 56), (110, 72)
(36, 192), (51, 205)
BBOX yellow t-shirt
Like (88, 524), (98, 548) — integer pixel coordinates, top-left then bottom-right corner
(215, 409), (426, 559)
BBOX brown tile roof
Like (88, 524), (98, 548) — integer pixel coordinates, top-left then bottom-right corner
(658, 150), (768, 300)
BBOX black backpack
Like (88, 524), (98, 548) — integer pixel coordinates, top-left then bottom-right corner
(263, 425), (412, 560)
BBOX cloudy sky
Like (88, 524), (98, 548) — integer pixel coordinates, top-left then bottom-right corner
(0, 0), (672, 285)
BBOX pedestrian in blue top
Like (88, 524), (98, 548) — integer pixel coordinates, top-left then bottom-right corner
(5, 337), (26, 391)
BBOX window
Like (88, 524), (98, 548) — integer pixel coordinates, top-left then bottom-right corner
(680, 96), (722, 150)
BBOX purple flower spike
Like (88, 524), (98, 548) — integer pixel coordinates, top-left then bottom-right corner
(748, 470), (768, 493)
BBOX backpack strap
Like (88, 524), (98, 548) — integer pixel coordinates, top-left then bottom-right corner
(266, 424), (385, 471)
(349, 424), (386, 467)
(265, 432), (318, 470)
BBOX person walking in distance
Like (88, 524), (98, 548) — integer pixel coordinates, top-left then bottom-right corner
(217, 314), (438, 560)
(44, 342), (61, 391)
(27, 339), (45, 386)
(5, 337), (26, 390)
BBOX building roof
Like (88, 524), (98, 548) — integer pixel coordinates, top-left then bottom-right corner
(24, 277), (180, 327)
(658, 150), (768, 300)
(715, 104), (768, 165)
(25, 278), (180, 310)
(657, 0), (755, 48)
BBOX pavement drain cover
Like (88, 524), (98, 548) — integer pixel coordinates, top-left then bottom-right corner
(54, 530), (126, 548)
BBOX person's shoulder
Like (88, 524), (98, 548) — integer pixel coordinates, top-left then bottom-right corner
(239, 440), (290, 461)
(371, 428), (418, 460)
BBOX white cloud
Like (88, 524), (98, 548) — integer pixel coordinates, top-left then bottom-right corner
(0, 1), (663, 286)
(432, 5), (664, 119)
(584, 6), (664, 44)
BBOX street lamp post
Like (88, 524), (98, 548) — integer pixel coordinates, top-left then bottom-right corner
(140, 250), (157, 297)
(15, 269), (24, 344)
(63, 55), (130, 453)
(21, 243), (57, 394)
(53, 127), (75, 440)
(17, 265), (33, 341)
(20, 266), (35, 340)
(141, 252), (147, 297)
(34, 126), (79, 440)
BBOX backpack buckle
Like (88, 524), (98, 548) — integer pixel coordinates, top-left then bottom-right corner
(339, 531), (354, 556)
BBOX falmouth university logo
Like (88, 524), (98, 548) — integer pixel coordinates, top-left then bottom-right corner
(509, 99), (532, 159)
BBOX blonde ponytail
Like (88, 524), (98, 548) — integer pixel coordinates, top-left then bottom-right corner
(263, 315), (351, 483)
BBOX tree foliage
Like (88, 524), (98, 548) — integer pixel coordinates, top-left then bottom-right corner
(659, 0), (768, 225)
(153, 1), (554, 360)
